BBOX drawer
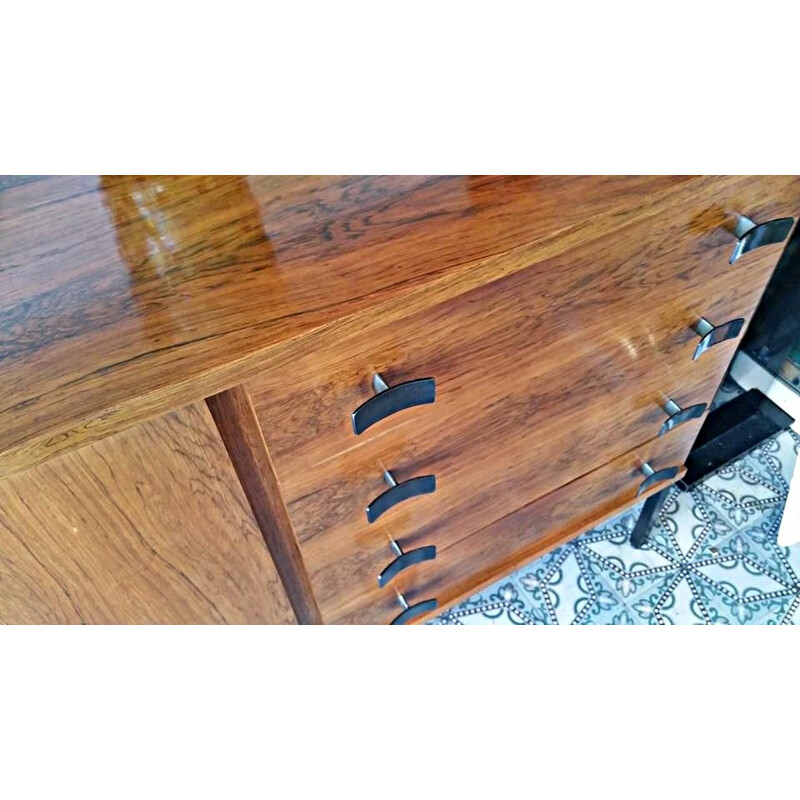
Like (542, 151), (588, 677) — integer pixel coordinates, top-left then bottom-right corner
(260, 198), (793, 615)
(299, 362), (708, 621)
(248, 175), (799, 488)
(328, 419), (700, 624)
(291, 315), (725, 593)
(246, 177), (797, 622)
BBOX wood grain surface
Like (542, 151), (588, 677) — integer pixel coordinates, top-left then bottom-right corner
(327, 420), (699, 624)
(246, 182), (795, 619)
(0, 175), (716, 475)
(206, 386), (322, 624)
(250, 177), (795, 486)
(2, 175), (798, 625)
(0, 401), (295, 624)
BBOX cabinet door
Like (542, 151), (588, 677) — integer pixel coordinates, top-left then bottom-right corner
(0, 402), (295, 624)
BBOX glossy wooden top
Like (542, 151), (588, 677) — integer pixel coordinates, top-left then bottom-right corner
(0, 174), (698, 473)
(0, 174), (790, 474)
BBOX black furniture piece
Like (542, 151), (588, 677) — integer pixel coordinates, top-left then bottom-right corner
(631, 388), (794, 549)
(739, 219), (800, 382)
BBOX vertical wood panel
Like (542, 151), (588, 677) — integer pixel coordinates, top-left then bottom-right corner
(0, 402), (296, 624)
(206, 386), (323, 624)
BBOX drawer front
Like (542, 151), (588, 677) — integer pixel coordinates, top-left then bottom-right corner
(247, 177), (797, 622)
(260, 193), (793, 616)
(248, 175), (799, 488)
(328, 421), (700, 624)
(303, 403), (705, 622)
(293, 323), (726, 617)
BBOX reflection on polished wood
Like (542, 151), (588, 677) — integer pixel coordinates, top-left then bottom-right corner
(2, 175), (799, 624)
(249, 177), (792, 483)
(0, 174), (708, 474)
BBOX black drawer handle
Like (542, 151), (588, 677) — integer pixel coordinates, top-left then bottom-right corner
(351, 373), (435, 435)
(366, 470), (436, 523)
(729, 215), (794, 265)
(692, 316), (744, 361)
(637, 461), (680, 496)
(378, 539), (437, 588)
(391, 592), (438, 625)
(659, 398), (707, 437)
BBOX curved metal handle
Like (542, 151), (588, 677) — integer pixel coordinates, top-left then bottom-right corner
(366, 470), (436, 523)
(351, 373), (435, 435)
(692, 316), (744, 361)
(729, 215), (794, 264)
(391, 593), (438, 625)
(659, 398), (707, 437)
(637, 461), (680, 496)
(377, 541), (437, 588)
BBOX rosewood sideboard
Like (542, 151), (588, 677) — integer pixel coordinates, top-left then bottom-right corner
(0, 175), (796, 624)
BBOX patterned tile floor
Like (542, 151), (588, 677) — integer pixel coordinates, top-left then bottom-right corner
(433, 429), (800, 625)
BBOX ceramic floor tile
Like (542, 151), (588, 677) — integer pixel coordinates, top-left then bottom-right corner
(602, 606), (642, 625)
(438, 604), (536, 625)
(721, 507), (800, 587)
(750, 594), (798, 625)
(651, 572), (712, 625)
(662, 489), (736, 558)
(432, 429), (800, 626)
(627, 575), (679, 625)
(698, 468), (785, 530)
(579, 542), (674, 605)
(756, 429), (800, 487)
(693, 553), (790, 595)
(577, 506), (674, 574)
(695, 430), (798, 531)
(437, 579), (539, 625)
(780, 596), (800, 625)
(691, 573), (792, 625)
(514, 543), (624, 625)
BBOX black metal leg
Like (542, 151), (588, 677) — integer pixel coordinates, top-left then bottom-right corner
(630, 486), (671, 549)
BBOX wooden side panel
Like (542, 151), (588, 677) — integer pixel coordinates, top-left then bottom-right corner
(0, 402), (296, 624)
(206, 386), (322, 625)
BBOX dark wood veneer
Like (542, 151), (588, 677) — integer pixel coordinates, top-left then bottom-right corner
(245, 181), (794, 620)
